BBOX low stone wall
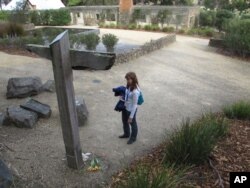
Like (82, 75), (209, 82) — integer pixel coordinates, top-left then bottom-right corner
(115, 34), (176, 64)
(209, 38), (226, 49)
(26, 44), (116, 70)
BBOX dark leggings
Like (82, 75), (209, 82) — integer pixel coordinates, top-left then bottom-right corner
(122, 109), (138, 140)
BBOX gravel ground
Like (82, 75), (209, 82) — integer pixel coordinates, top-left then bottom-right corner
(0, 34), (250, 188)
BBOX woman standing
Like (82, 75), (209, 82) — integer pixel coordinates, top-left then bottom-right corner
(119, 72), (140, 145)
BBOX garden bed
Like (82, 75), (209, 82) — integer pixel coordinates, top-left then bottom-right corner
(110, 114), (250, 187)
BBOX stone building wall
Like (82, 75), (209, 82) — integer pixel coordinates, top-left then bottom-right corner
(67, 5), (200, 28)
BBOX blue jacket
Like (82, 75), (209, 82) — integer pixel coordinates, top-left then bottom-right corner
(112, 86), (126, 112)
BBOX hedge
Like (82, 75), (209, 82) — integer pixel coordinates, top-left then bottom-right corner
(224, 19), (250, 56)
(30, 9), (71, 26)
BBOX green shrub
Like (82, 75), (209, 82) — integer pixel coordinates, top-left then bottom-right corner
(215, 9), (234, 32)
(241, 14), (250, 20)
(49, 9), (71, 26)
(199, 10), (216, 27)
(162, 26), (175, 33)
(82, 33), (100, 50)
(187, 27), (214, 37)
(102, 33), (119, 52)
(30, 9), (71, 26)
(118, 165), (187, 188)
(144, 25), (152, 31)
(164, 114), (228, 165)
(177, 29), (186, 34)
(30, 11), (41, 25)
(151, 25), (160, 31)
(0, 11), (10, 21)
(223, 101), (250, 120)
(128, 24), (137, 30)
(224, 19), (250, 56)
(109, 23), (116, 28)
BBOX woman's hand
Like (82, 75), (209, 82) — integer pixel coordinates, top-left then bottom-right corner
(128, 118), (133, 124)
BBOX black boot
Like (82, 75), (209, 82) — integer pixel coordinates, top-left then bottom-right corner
(119, 134), (129, 138)
(127, 138), (136, 144)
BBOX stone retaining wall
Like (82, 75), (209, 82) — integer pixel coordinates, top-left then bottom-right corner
(115, 34), (176, 64)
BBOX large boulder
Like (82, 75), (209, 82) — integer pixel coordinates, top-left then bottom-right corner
(41, 80), (55, 93)
(3, 107), (38, 128)
(75, 96), (89, 126)
(20, 99), (52, 119)
(6, 77), (43, 99)
(0, 159), (13, 188)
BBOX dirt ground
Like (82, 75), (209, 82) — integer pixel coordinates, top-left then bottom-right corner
(0, 34), (250, 188)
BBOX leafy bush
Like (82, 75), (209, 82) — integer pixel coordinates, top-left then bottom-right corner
(162, 26), (175, 33)
(109, 23), (116, 28)
(215, 9), (234, 32)
(144, 25), (152, 31)
(0, 22), (24, 38)
(0, 11), (10, 21)
(164, 114), (228, 165)
(177, 29), (186, 34)
(128, 24), (137, 30)
(224, 19), (250, 56)
(102, 33), (119, 52)
(118, 165), (187, 188)
(187, 27), (215, 37)
(30, 9), (71, 26)
(82, 33), (100, 50)
(199, 10), (216, 27)
(241, 14), (250, 20)
(151, 25), (160, 31)
(223, 101), (250, 120)
(49, 9), (71, 26)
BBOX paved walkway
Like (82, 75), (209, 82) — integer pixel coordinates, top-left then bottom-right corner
(0, 35), (250, 188)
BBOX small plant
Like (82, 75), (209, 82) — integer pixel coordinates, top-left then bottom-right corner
(82, 33), (100, 50)
(128, 24), (137, 30)
(87, 158), (101, 172)
(164, 114), (228, 165)
(102, 33), (119, 52)
(109, 23), (116, 28)
(151, 25), (160, 31)
(177, 29), (186, 34)
(187, 27), (214, 37)
(118, 165), (187, 188)
(223, 101), (250, 120)
(144, 25), (152, 31)
(162, 27), (175, 33)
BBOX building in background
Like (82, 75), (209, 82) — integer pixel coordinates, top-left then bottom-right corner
(3, 0), (65, 10)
